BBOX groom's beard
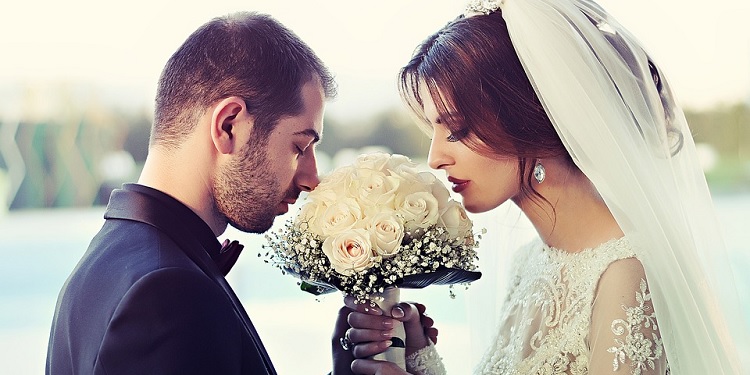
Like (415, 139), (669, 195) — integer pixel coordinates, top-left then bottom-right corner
(214, 138), (280, 234)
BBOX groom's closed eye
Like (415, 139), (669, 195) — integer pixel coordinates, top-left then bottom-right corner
(293, 128), (321, 157)
(293, 128), (321, 144)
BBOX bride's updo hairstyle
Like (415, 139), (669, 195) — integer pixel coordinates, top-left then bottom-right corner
(399, 11), (569, 204)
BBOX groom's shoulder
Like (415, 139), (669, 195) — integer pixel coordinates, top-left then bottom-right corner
(59, 218), (205, 311)
(88, 216), (197, 272)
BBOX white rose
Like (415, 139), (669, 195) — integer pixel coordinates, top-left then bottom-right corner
(307, 187), (339, 207)
(355, 152), (391, 172)
(391, 166), (427, 197)
(390, 160), (420, 177)
(367, 212), (405, 258)
(353, 168), (401, 211)
(439, 200), (474, 240)
(398, 191), (440, 232)
(418, 171), (452, 210)
(384, 154), (418, 172)
(314, 166), (355, 198)
(319, 198), (362, 237)
(295, 201), (327, 237)
(322, 229), (378, 276)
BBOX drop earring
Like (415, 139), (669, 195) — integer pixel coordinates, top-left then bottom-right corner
(533, 162), (546, 184)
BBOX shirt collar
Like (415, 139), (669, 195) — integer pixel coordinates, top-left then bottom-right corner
(117, 183), (223, 258)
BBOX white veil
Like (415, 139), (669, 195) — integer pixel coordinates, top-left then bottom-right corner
(466, 0), (748, 373)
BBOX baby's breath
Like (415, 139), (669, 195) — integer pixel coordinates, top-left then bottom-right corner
(262, 153), (481, 303)
(265, 219), (479, 303)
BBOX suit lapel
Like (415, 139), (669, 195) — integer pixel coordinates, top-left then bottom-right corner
(105, 188), (277, 374)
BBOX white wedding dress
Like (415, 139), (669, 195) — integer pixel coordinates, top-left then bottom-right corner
(406, 237), (669, 375)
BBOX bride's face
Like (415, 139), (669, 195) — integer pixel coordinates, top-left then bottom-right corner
(422, 89), (521, 213)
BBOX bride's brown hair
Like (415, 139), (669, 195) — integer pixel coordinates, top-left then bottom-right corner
(400, 10), (682, 205)
(399, 11), (571, 204)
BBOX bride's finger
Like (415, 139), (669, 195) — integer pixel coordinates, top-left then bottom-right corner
(348, 327), (395, 344)
(412, 302), (438, 344)
(344, 296), (384, 315)
(413, 303), (434, 327)
(332, 307), (355, 375)
(351, 340), (392, 359)
(348, 311), (397, 330)
(390, 303), (420, 322)
(425, 326), (439, 345)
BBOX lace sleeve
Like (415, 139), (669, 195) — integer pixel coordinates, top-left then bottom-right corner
(405, 340), (447, 375)
(589, 257), (668, 375)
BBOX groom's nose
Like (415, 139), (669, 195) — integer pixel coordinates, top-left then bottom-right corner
(296, 153), (320, 192)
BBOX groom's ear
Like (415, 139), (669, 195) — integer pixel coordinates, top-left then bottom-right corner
(210, 96), (252, 155)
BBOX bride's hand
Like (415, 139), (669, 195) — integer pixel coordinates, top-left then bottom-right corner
(332, 306), (356, 375)
(343, 297), (437, 358)
(413, 303), (438, 345)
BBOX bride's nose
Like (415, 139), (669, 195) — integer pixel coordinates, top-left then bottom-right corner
(428, 135), (452, 171)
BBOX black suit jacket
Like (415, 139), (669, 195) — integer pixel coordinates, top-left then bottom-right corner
(46, 184), (277, 374)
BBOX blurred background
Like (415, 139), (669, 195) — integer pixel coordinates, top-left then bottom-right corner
(1, 0), (748, 373)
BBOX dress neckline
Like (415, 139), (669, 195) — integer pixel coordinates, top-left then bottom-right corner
(541, 236), (628, 256)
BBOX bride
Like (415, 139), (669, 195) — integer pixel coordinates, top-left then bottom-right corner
(335, 0), (748, 374)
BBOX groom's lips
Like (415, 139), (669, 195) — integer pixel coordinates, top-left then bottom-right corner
(447, 176), (470, 193)
(277, 197), (298, 215)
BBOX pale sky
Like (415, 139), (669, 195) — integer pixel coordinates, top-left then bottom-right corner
(1, 0), (748, 121)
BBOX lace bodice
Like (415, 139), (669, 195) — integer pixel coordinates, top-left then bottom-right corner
(407, 237), (668, 375)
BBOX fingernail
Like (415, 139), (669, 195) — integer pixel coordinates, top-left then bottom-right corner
(392, 306), (405, 318)
(382, 340), (393, 349)
(382, 330), (395, 338)
(363, 306), (383, 316)
(383, 319), (394, 328)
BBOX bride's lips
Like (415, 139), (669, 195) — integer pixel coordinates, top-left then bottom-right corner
(447, 176), (470, 193)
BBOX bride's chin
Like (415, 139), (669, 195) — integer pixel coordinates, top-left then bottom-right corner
(463, 201), (490, 214)
(462, 196), (506, 213)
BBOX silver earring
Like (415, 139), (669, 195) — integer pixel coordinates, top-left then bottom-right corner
(533, 162), (546, 184)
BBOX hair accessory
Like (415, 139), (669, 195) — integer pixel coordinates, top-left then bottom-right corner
(465, 0), (504, 16)
(533, 162), (546, 184)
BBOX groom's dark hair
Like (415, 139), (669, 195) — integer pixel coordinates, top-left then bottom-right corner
(152, 11), (336, 148)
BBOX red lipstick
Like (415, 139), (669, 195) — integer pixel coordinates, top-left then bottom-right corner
(447, 176), (470, 193)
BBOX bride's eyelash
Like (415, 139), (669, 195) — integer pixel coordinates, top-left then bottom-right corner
(447, 128), (469, 142)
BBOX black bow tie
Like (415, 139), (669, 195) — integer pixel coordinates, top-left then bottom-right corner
(214, 239), (244, 276)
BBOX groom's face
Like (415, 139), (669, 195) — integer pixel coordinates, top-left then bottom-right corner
(215, 79), (325, 233)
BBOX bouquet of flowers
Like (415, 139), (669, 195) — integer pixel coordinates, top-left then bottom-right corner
(264, 152), (481, 303)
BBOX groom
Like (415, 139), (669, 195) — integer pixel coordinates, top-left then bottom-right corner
(46, 12), (336, 374)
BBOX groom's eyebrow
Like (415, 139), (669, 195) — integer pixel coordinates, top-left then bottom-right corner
(294, 128), (321, 144)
